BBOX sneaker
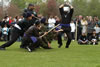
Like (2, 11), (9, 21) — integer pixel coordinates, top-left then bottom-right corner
(26, 46), (32, 52)
(0, 47), (5, 50)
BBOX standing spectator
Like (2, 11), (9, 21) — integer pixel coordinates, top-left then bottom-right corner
(1, 16), (9, 27)
(70, 20), (76, 41)
(9, 16), (13, 25)
(87, 16), (96, 40)
(19, 16), (24, 21)
(75, 15), (82, 40)
(81, 17), (88, 34)
(0, 26), (2, 41)
(2, 24), (9, 41)
(94, 17), (99, 24)
(94, 24), (100, 40)
(48, 15), (56, 29)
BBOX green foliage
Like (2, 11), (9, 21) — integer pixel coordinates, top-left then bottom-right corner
(87, 0), (100, 17)
(37, 3), (47, 16)
(11, 0), (100, 18)
(47, 0), (59, 16)
(12, 0), (42, 9)
(73, 0), (100, 18)
(11, 0), (26, 9)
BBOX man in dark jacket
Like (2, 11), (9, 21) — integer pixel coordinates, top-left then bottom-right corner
(22, 21), (52, 52)
(58, 2), (74, 48)
(23, 3), (37, 22)
(78, 33), (89, 45)
(0, 12), (34, 50)
(20, 3), (38, 48)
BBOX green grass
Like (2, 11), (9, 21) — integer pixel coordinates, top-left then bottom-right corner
(0, 41), (100, 67)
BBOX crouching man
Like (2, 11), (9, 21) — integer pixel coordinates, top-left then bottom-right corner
(78, 33), (89, 45)
(22, 21), (52, 52)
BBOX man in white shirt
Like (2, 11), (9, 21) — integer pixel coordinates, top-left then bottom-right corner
(70, 20), (75, 41)
(48, 15), (56, 29)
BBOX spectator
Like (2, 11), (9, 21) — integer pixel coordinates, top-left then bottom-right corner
(48, 15), (56, 29)
(1, 16), (9, 27)
(70, 20), (76, 41)
(9, 16), (13, 25)
(81, 17), (88, 34)
(75, 15), (82, 40)
(94, 24), (100, 40)
(87, 16), (96, 40)
(2, 24), (9, 41)
(90, 30), (98, 45)
(19, 16), (24, 21)
(78, 33), (89, 45)
(14, 16), (20, 23)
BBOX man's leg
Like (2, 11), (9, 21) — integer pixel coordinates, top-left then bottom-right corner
(57, 32), (63, 48)
(21, 36), (36, 52)
(0, 29), (19, 50)
(20, 37), (29, 49)
(65, 31), (72, 48)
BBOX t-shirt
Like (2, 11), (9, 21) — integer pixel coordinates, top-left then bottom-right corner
(48, 18), (56, 28)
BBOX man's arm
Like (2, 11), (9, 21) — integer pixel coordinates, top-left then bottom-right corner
(59, 4), (64, 15)
(68, 3), (73, 9)
(68, 3), (74, 19)
(59, 4), (64, 8)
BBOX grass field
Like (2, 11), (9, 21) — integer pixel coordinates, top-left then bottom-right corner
(0, 41), (100, 67)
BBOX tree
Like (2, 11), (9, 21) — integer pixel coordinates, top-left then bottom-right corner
(37, 3), (47, 16)
(11, 0), (26, 9)
(72, 0), (100, 18)
(73, 0), (88, 17)
(47, 0), (59, 17)
(87, 0), (100, 18)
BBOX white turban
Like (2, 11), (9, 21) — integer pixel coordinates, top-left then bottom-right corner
(63, 6), (70, 13)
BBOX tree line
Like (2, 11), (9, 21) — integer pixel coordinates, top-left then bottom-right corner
(1, 0), (100, 18)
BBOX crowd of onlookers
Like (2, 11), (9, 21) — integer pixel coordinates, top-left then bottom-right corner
(74, 15), (100, 45)
(0, 15), (100, 45)
(0, 15), (24, 41)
